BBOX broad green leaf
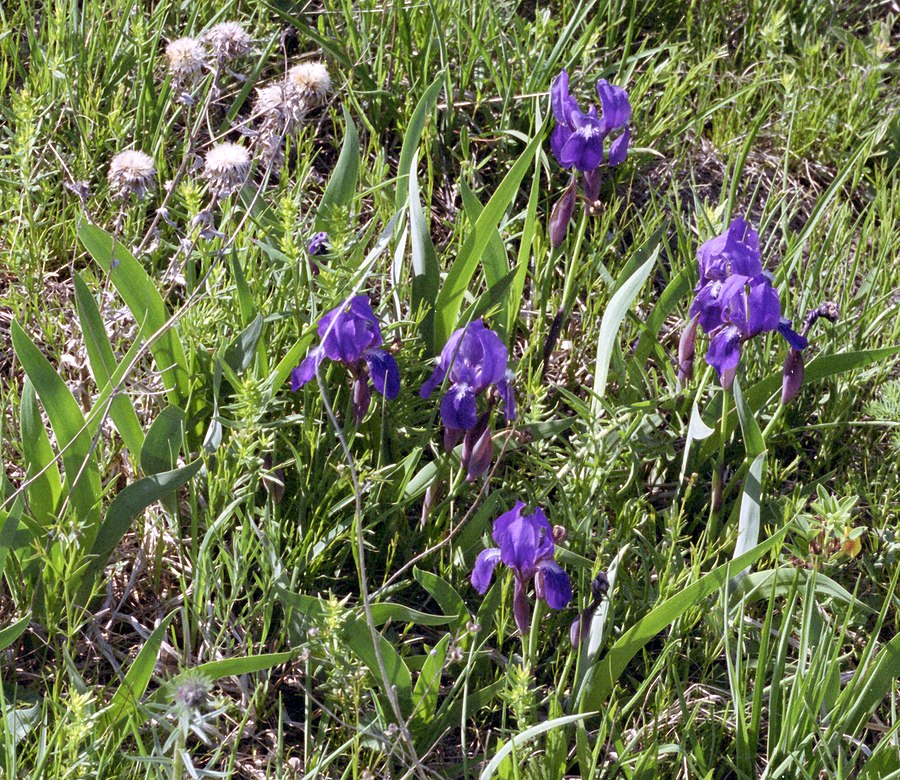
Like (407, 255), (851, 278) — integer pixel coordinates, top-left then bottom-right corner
(591, 245), (659, 411)
(679, 399), (716, 485)
(508, 150), (542, 344)
(11, 321), (101, 539)
(579, 527), (788, 711)
(368, 603), (456, 627)
(140, 406), (185, 476)
(82, 460), (203, 597)
(408, 150), (440, 351)
(413, 568), (469, 629)
(73, 273), (145, 456)
(733, 377), (765, 458)
(433, 125), (546, 348)
(314, 106), (359, 230)
(101, 612), (175, 730)
(395, 72), (444, 209)
(0, 613), (30, 651)
(224, 313), (263, 375)
(77, 222), (190, 407)
(738, 568), (874, 614)
(745, 346), (900, 411)
(411, 634), (450, 728)
(634, 266), (691, 366)
(459, 180), (508, 294)
(344, 617), (412, 715)
(730, 451), (766, 592)
(480, 713), (597, 780)
(147, 651), (296, 707)
(20, 379), (62, 526)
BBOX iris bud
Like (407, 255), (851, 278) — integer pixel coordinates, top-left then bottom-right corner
(549, 177), (577, 248)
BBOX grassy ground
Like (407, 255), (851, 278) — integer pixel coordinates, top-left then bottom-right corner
(2, 0), (899, 777)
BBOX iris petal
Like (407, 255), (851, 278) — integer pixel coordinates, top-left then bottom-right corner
(471, 548), (501, 593)
(536, 559), (572, 609)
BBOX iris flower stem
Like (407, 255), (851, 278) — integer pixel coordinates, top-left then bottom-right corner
(761, 402), (785, 441)
(541, 208), (590, 378)
(708, 387), (730, 541)
(525, 596), (544, 667)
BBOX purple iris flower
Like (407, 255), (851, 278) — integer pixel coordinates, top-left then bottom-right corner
(471, 502), (572, 635)
(308, 231), (329, 256)
(683, 217), (807, 388)
(550, 70), (631, 173)
(420, 321), (515, 480)
(291, 295), (400, 421)
(548, 70), (631, 246)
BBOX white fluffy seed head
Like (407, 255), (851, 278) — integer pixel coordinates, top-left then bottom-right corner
(108, 150), (156, 199)
(203, 142), (251, 196)
(165, 37), (207, 81)
(287, 61), (331, 102)
(253, 82), (307, 128)
(202, 22), (251, 62)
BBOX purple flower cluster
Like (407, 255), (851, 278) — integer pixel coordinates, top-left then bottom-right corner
(291, 296), (399, 421)
(680, 217), (807, 390)
(291, 303), (516, 480)
(420, 321), (516, 481)
(472, 502), (572, 635)
(548, 70), (631, 246)
(551, 70), (631, 175)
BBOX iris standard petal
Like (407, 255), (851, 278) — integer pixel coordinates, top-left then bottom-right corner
(550, 124), (574, 167)
(550, 69), (580, 126)
(530, 507), (555, 561)
(596, 79), (632, 130)
(606, 127), (630, 167)
(500, 513), (539, 580)
(492, 501), (527, 547)
(536, 559), (573, 609)
(366, 349), (400, 399)
(471, 548), (501, 593)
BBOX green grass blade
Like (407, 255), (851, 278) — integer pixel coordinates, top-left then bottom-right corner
(101, 611), (175, 731)
(480, 712), (597, 780)
(432, 124), (545, 348)
(579, 526), (789, 711)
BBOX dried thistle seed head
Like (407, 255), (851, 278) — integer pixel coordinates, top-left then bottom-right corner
(253, 82), (307, 128)
(203, 142), (251, 196)
(165, 37), (207, 83)
(108, 150), (156, 199)
(202, 21), (251, 63)
(287, 61), (331, 103)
